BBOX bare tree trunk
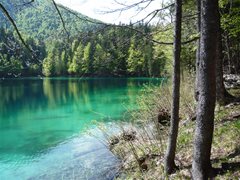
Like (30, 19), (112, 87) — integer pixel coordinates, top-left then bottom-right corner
(194, 0), (201, 101)
(224, 35), (232, 73)
(216, 32), (227, 105)
(192, 0), (218, 179)
(164, 0), (182, 174)
(216, 8), (234, 105)
(216, 32), (234, 105)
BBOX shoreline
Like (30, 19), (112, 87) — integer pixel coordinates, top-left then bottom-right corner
(106, 84), (240, 179)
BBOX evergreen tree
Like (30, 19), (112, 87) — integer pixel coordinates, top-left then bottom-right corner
(93, 43), (109, 75)
(42, 51), (54, 76)
(60, 50), (68, 75)
(82, 42), (93, 75)
(127, 37), (145, 76)
(68, 43), (84, 75)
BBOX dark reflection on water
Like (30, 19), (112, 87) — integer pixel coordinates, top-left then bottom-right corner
(0, 77), (163, 180)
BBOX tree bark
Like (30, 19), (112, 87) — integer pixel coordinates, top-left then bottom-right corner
(194, 0), (201, 101)
(192, 0), (218, 179)
(164, 0), (182, 174)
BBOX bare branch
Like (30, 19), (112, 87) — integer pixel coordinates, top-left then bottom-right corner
(57, 4), (109, 26)
(0, 3), (32, 52)
(57, 3), (192, 46)
(104, 0), (155, 14)
(129, 3), (174, 25)
(116, 24), (199, 45)
(129, 0), (154, 19)
(20, 0), (35, 7)
(51, 0), (70, 40)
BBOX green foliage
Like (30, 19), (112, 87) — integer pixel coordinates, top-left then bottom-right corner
(1, 23), (169, 77)
(42, 53), (54, 77)
(220, 0), (240, 37)
(82, 42), (93, 75)
(1, 0), (240, 77)
(93, 43), (110, 75)
(0, 28), (45, 77)
(153, 25), (174, 75)
(219, 0), (240, 73)
(1, 0), (170, 78)
(0, 0), (100, 41)
(0, 0), (170, 78)
(152, 49), (167, 77)
(68, 43), (84, 74)
(127, 37), (145, 76)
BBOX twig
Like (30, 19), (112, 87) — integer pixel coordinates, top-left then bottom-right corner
(0, 3), (32, 52)
(51, 0), (70, 40)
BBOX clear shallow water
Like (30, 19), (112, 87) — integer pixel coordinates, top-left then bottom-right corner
(0, 78), (163, 180)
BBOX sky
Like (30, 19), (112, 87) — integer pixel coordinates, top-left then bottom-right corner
(55, 0), (168, 24)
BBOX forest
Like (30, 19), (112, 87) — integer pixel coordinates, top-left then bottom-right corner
(1, 0), (239, 78)
(0, 0), (240, 179)
(0, 24), (168, 77)
(0, 0), (167, 77)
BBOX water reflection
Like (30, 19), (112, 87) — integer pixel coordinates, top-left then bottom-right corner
(0, 78), (162, 156)
(0, 78), (163, 179)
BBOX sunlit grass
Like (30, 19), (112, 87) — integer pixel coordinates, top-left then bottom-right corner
(100, 77), (240, 179)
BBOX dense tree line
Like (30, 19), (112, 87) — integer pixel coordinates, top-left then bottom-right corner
(0, 24), (168, 77)
(42, 24), (167, 77)
(0, 28), (46, 77)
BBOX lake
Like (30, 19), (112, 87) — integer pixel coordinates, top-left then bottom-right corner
(0, 77), (163, 180)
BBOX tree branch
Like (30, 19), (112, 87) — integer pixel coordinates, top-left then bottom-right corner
(105, 0), (155, 13)
(51, 0), (70, 40)
(0, 3), (32, 52)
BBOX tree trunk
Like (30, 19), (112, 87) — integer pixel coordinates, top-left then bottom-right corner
(216, 8), (234, 105)
(216, 31), (234, 105)
(164, 0), (182, 174)
(192, 0), (218, 179)
(194, 0), (201, 101)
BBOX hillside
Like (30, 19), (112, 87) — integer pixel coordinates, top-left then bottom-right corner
(1, 1), (166, 78)
(0, 0), (102, 41)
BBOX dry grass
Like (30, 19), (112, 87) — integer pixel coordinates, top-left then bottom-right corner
(105, 77), (240, 179)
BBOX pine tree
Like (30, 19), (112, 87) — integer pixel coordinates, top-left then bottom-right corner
(68, 43), (84, 75)
(82, 42), (93, 75)
(93, 43), (109, 75)
(127, 37), (145, 76)
(42, 51), (54, 76)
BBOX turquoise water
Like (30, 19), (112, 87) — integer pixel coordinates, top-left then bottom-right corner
(0, 78), (162, 180)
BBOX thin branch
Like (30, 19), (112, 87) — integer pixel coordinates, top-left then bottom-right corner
(51, 0), (70, 40)
(14, 0), (37, 12)
(146, 9), (159, 25)
(57, 4), (109, 26)
(19, 0), (35, 7)
(57, 3), (196, 46)
(182, 13), (198, 19)
(117, 24), (199, 45)
(104, 0), (155, 14)
(181, 36), (199, 44)
(129, 0), (154, 19)
(0, 3), (32, 52)
(130, 3), (174, 26)
(150, 26), (173, 35)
